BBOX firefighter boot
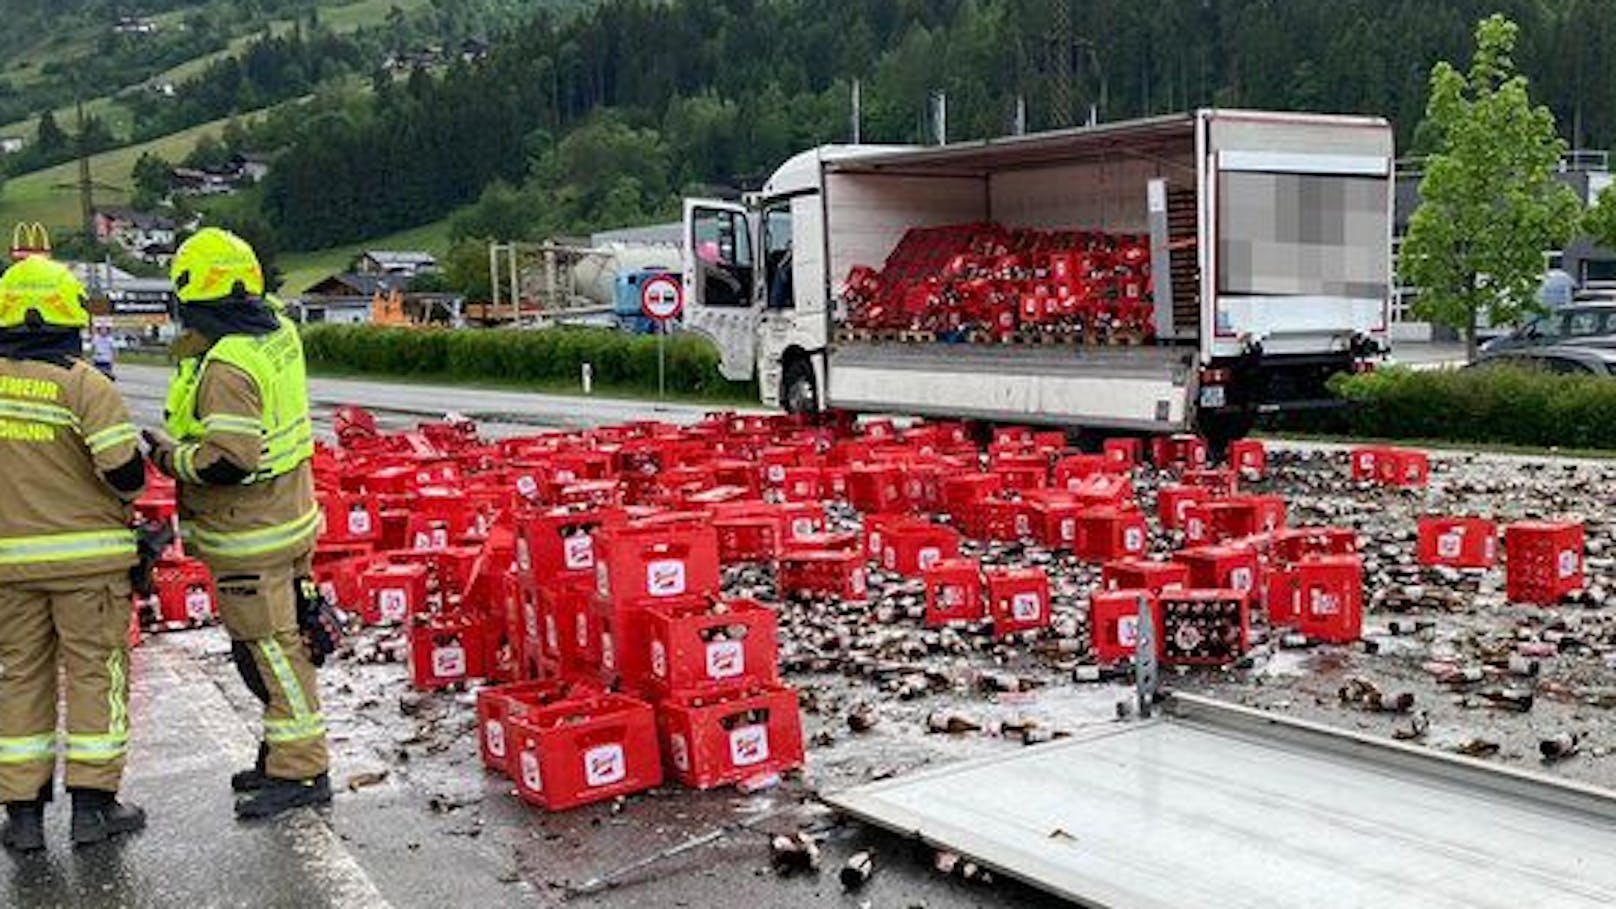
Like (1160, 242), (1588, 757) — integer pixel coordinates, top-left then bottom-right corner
(234, 773), (332, 820)
(1, 800), (46, 854)
(231, 741), (271, 793)
(69, 788), (147, 847)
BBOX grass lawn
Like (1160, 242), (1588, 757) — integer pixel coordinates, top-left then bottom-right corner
(278, 218), (455, 294)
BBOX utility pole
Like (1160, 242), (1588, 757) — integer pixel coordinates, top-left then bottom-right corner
(851, 79), (862, 144)
(930, 90), (947, 145)
(76, 98), (94, 241)
(1050, 0), (1073, 128)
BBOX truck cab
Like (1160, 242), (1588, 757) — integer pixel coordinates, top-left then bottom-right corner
(682, 109), (1392, 441)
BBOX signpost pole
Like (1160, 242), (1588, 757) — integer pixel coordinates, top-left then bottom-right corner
(658, 320), (666, 400)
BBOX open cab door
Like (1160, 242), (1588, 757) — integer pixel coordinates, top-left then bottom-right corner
(682, 198), (760, 382)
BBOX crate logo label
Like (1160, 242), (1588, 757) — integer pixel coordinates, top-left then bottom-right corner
(520, 748), (542, 792)
(574, 612), (589, 649)
(1483, 537), (1496, 560)
(918, 547), (943, 570)
(767, 464), (786, 483)
(185, 588), (212, 621)
(791, 517), (816, 539)
(646, 559), (687, 597)
(940, 585), (967, 609)
(1118, 614), (1140, 647)
(600, 632), (616, 671)
(542, 613), (556, 650)
(651, 640), (668, 678)
(669, 733), (690, 772)
(555, 469), (577, 484)
(881, 546), (896, 570)
(868, 531), (883, 558)
(413, 527), (449, 550)
(1124, 527), (1145, 552)
(1011, 592), (1042, 622)
(564, 534), (595, 570)
(706, 640), (744, 679)
(515, 537), (532, 571)
(1230, 567), (1253, 591)
(515, 474), (539, 499)
(484, 719), (506, 758)
(1438, 530), (1464, 560)
(584, 744), (626, 787)
(730, 724), (770, 767)
(433, 642), (466, 678)
(850, 568), (868, 597)
(379, 589), (409, 623)
(1187, 517), (1205, 540)
(1014, 514), (1031, 537)
(1558, 549), (1580, 579)
(347, 507), (372, 537)
(1310, 588), (1341, 615)
(595, 560), (610, 596)
(1060, 518), (1077, 542)
(519, 598), (539, 639)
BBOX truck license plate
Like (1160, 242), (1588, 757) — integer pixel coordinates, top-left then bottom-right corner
(1199, 385), (1226, 409)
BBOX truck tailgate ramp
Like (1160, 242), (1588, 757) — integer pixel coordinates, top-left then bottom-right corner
(825, 695), (1616, 908)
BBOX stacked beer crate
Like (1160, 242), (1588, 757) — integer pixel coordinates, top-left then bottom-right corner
(130, 465), (218, 633)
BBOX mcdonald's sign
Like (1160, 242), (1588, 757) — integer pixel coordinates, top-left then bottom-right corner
(10, 222), (51, 261)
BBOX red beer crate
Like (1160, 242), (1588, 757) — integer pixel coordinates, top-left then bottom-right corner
(1091, 590), (1161, 664)
(1026, 492), (1083, 550)
(1156, 485), (1207, 530)
(1207, 495), (1287, 539)
(656, 684), (805, 790)
(848, 463), (905, 513)
(1152, 434), (1208, 471)
(360, 562), (430, 625)
(595, 517), (721, 604)
(900, 462), (945, 511)
(516, 505), (622, 585)
(1229, 439), (1267, 479)
(1349, 446), (1388, 482)
(645, 598), (778, 697)
(1505, 521), (1585, 605)
(992, 452), (1048, 491)
(713, 514), (782, 564)
(1076, 507), (1149, 562)
(1288, 556), (1364, 643)
(923, 559), (985, 626)
(313, 550), (373, 614)
(782, 530), (860, 555)
(508, 693), (662, 811)
(1069, 473), (1132, 508)
(984, 567), (1051, 637)
(1271, 527), (1358, 564)
(408, 616), (492, 690)
(1103, 437), (1143, 467)
(536, 578), (596, 674)
(779, 551), (868, 602)
(882, 520), (960, 574)
(476, 679), (600, 776)
(1182, 469), (1237, 496)
(387, 546), (481, 599)
(992, 426), (1035, 448)
(1102, 558), (1189, 594)
(957, 496), (1034, 542)
(318, 492), (381, 545)
(1377, 449), (1430, 487)
(941, 473), (1003, 513)
(1159, 589), (1249, 667)
(1417, 517), (1498, 569)
(820, 467), (850, 500)
(146, 558), (217, 629)
(1176, 545), (1260, 598)
(778, 467), (823, 502)
(1054, 454), (1111, 489)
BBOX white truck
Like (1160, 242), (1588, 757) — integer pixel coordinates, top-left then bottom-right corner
(680, 108), (1393, 444)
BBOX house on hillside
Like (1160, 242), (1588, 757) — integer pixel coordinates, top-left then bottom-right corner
(92, 208), (193, 266)
(113, 16), (158, 35)
(461, 38), (491, 63)
(0, 137), (23, 155)
(356, 250), (439, 279)
(299, 272), (462, 325)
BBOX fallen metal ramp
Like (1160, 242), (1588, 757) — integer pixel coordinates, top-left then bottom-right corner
(826, 695), (1616, 909)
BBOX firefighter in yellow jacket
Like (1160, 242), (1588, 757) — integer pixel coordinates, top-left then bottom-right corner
(144, 228), (332, 819)
(0, 257), (147, 852)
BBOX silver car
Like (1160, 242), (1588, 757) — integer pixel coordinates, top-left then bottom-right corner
(1481, 302), (1616, 354)
(1469, 344), (1616, 375)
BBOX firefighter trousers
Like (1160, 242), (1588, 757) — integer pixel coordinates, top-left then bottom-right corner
(0, 571), (133, 802)
(210, 558), (329, 781)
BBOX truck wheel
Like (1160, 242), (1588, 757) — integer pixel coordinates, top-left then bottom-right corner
(782, 358), (818, 415)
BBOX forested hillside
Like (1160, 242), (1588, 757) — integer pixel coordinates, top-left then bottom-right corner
(256, 0), (1616, 253)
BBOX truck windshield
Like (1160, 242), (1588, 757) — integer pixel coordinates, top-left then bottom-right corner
(1217, 172), (1388, 300)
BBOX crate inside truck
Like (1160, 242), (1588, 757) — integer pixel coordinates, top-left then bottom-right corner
(680, 108), (1393, 444)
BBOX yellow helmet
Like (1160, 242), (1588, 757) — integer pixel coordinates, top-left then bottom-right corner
(0, 255), (89, 330)
(171, 227), (264, 304)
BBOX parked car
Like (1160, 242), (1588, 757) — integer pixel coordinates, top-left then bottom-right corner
(1469, 344), (1616, 376)
(1480, 302), (1616, 353)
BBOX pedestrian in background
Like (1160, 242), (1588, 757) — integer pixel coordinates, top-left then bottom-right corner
(90, 324), (116, 380)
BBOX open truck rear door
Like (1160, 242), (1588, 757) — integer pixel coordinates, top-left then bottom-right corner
(682, 198), (760, 382)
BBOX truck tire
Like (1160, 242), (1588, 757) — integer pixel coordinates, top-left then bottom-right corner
(782, 357), (818, 415)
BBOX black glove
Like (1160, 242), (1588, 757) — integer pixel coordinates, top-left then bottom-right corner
(130, 520), (176, 597)
(295, 577), (345, 668)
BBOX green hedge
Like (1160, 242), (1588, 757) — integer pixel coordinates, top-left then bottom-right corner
(1319, 365), (1616, 449)
(299, 325), (753, 400)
